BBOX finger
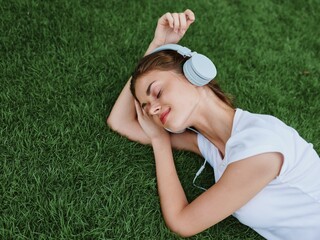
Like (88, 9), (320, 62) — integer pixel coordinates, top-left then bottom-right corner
(179, 13), (187, 34)
(164, 12), (174, 28)
(134, 100), (143, 117)
(184, 9), (195, 26)
(158, 12), (173, 28)
(171, 13), (180, 33)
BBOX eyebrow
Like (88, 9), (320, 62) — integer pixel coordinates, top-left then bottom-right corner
(146, 81), (155, 96)
(141, 81), (155, 109)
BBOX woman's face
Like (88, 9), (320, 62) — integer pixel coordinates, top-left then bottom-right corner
(135, 70), (200, 132)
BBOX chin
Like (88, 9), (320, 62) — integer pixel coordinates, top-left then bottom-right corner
(164, 109), (193, 133)
(165, 121), (188, 134)
(164, 127), (186, 134)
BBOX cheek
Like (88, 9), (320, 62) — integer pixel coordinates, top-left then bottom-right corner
(168, 87), (198, 127)
(173, 85), (198, 107)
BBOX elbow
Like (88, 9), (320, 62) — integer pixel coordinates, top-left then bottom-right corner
(170, 225), (195, 238)
(165, 219), (196, 238)
(175, 230), (195, 238)
(107, 113), (151, 145)
(106, 115), (113, 129)
(106, 115), (119, 132)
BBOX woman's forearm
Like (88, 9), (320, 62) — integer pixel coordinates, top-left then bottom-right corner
(107, 77), (136, 126)
(107, 77), (135, 130)
(107, 78), (150, 144)
(107, 41), (161, 143)
(145, 41), (161, 56)
(151, 136), (189, 230)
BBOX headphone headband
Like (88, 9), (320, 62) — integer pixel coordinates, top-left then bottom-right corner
(151, 44), (193, 57)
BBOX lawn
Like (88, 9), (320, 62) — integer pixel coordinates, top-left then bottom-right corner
(1, 0), (319, 239)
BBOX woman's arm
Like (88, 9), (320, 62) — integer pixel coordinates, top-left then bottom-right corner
(134, 96), (283, 238)
(107, 80), (200, 151)
(107, 82), (200, 151)
(107, 10), (196, 148)
(107, 76), (150, 144)
(155, 146), (283, 237)
(151, 135), (283, 237)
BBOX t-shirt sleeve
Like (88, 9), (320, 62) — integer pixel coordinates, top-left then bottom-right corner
(226, 127), (286, 165)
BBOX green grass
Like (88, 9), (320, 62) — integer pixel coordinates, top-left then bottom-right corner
(1, 0), (319, 239)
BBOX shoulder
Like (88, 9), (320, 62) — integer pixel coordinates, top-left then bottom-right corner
(226, 109), (288, 164)
(233, 108), (289, 134)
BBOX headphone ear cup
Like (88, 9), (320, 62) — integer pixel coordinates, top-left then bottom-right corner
(183, 54), (217, 86)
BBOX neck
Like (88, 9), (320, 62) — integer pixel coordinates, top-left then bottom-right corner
(190, 87), (235, 157)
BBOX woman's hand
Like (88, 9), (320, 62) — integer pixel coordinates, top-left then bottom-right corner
(146, 9), (195, 54)
(134, 101), (170, 143)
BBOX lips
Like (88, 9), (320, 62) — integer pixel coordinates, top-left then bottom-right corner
(160, 108), (170, 125)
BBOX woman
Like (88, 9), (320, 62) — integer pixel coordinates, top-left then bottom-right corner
(107, 10), (320, 239)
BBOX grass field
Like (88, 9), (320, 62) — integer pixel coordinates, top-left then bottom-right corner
(1, 0), (319, 239)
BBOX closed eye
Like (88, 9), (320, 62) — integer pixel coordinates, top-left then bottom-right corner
(157, 90), (162, 98)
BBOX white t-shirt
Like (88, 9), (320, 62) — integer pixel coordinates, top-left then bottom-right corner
(197, 108), (320, 240)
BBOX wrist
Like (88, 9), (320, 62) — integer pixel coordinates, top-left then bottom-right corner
(144, 41), (161, 56)
(151, 133), (170, 147)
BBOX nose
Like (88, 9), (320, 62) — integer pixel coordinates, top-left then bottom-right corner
(149, 101), (161, 115)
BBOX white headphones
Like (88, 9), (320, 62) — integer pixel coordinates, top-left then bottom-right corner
(151, 44), (217, 86)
